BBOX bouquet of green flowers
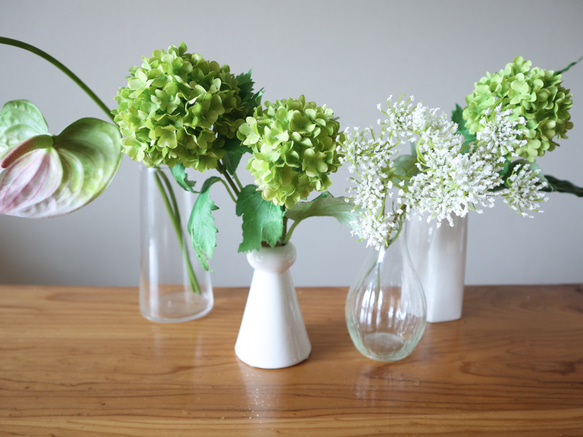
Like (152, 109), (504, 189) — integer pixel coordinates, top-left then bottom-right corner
(112, 43), (353, 270)
(339, 56), (581, 250)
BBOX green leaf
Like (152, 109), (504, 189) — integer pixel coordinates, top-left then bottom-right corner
(285, 192), (356, 224)
(188, 176), (222, 270)
(451, 104), (476, 149)
(222, 136), (251, 175)
(171, 162), (197, 193)
(500, 159), (534, 188)
(542, 174), (583, 197)
(0, 101), (122, 218)
(187, 176), (222, 271)
(236, 69), (263, 116)
(391, 154), (418, 184)
(283, 192), (357, 243)
(236, 184), (284, 252)
(220, 70), (260, 175)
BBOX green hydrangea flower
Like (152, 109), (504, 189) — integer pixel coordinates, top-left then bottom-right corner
(113, 43), (248, 171)
(463, 56), (573, 160)
(237, 96), (344, 209)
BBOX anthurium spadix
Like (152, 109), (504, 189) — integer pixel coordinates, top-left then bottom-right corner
(0, 100), (122, 218)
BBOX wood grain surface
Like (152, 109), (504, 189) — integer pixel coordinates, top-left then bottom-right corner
(1, 284), (582, 436)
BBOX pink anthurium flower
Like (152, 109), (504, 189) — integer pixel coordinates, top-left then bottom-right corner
(0, 100), (122, 218)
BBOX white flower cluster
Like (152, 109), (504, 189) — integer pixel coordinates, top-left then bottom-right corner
(502, 163), (548, 217)
(338, 97), (423, 249)
(339, 96), (547, 250)
(475, 106), (528, 161)
(339, 119), (403, 249)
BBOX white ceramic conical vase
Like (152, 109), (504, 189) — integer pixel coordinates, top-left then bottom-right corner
(235, 243), (311, 369)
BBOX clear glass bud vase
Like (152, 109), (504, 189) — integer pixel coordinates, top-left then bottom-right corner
(345, 229), (427, 361)
(140, 165), (213, 323)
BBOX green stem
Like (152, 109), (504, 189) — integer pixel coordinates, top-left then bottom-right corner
(555, 55), (583, 75)
(216, 161), (241, 197)
(280, 216), (289, 244)
(215, 161), (246, 202)
(284, 217), (300, 244)
(154, 168), (202, 295)
(217, 178), (237, 203)
(0, 37), (114, 122)
(232, 172), (244, 191)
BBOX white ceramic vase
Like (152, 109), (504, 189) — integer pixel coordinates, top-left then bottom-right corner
(235, 243), (311, 369)
(408, 215), (468, 323)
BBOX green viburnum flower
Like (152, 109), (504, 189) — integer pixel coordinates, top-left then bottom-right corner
(113, 43), (249, 171)
(237, 95), (344, 209)
(463, 56), (573, 161)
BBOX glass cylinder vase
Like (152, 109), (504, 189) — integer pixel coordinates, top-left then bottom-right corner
(345, 229), (427, 362)
(139, 165), (213, 323)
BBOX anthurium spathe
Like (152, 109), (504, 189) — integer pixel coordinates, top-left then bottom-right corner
(0, 100), (122, 218)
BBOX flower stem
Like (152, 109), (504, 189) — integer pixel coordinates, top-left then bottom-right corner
(0, 37), (114, 122)
(217, 177), (237, 203)
(154, 168), (202, 295)
(216, 161), (241, 197)
(232, 172), (244, 191)
(284, 216), (300, 244)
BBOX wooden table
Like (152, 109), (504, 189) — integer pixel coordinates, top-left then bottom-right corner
(1, 284), (582, 436)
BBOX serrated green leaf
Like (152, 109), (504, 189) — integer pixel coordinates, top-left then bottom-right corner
(222, 136), (251, 175)
(187, 176), (222, 271)
(219, 68), (260, 175)
(391, 154), (418, 184)
(236, 184), (284, 252)
(171, 162), (197, 193)
(235, 69), (263, 116)
(0, 100), (122, 218)
(285, 192), (356, 224)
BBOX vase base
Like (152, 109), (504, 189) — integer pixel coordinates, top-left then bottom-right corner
(235, 346), (312, 370)
(427, 314), (462, 323)
(361, 332), (404, 359)
(140, 290), (213, 323)
(351, 330), (424, 362)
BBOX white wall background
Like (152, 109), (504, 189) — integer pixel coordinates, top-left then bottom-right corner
(0, 0), (582, 287)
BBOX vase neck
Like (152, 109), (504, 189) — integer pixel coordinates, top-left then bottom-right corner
(247, 243), (296, 273)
